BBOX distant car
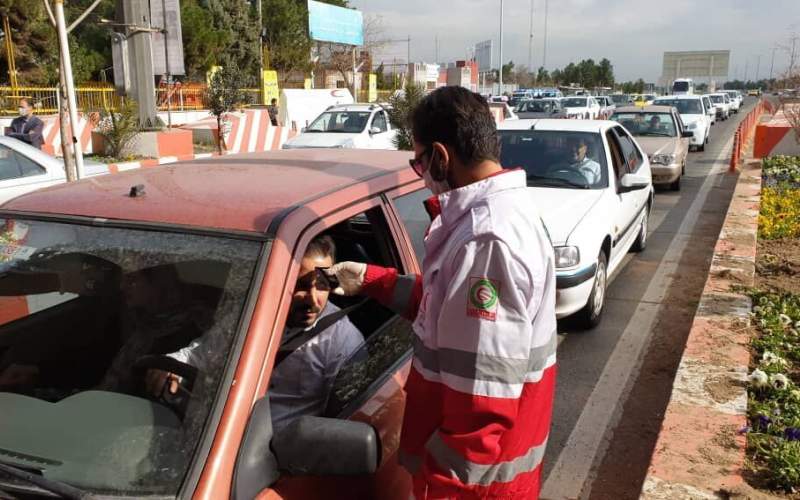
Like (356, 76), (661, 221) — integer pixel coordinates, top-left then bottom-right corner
(748, 89), (762, 97)
(653, 95), (711, 152)
(490, 95), (510, 103)
(561, 96), (601, 119)
(702, 95), (717, 126)
(515, 98), (566, 119)
(632, 94), (657, 107)
(611, 106), (692, 191)
(707, 93), (731, 120)
(595, 96), (617, 119)
(0, 136), (107, 205)
(488, 101), (519, 123)
(282, 104), (397, 150)
(510, 89), (534, 107)
(722, 90), (743, 112)
(498, 119), (654, 328)
(610, 94), (633, 108)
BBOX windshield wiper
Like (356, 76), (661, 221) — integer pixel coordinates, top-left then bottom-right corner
(526, 174), (590, 189)
(0, 461), (93, 499)
(638, 132), (675, 137)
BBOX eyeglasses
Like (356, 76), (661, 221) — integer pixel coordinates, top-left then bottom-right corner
(408, 149), (430, 178)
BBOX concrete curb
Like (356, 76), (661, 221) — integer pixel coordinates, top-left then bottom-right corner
(640, 159), (762, 499)
(101, 152), (223, 174)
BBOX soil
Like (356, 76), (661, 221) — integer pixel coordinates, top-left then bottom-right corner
(756, 239), (800, 294)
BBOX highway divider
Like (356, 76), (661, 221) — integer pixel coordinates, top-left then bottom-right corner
(730, 99), (775, 171)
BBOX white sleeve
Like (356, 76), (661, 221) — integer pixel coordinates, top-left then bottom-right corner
(167, 339), (203, 368)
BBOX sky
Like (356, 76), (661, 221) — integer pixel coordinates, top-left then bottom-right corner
(347, 0), (800, 83)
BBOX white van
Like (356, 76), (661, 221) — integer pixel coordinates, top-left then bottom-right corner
(672, 78), (695, 95)
(278, 89), (355, 131)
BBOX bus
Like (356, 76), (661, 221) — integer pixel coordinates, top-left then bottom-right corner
(672, 78), (695, 95)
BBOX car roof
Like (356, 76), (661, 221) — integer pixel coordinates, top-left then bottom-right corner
(654, 95), (702, 100)
(1, 149), (413, 235)
(614, 105), (675, 113)
(498, 118), (614, 132)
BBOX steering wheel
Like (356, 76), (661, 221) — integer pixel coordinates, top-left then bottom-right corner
(543, 165), (591, 186)
(134, 355), (198, 418)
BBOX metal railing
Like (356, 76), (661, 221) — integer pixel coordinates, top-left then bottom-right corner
(729, 98), (775, 171)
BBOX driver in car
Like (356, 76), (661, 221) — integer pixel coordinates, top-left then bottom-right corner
(154, 235), (365, 429)
(561, 136), (602, 185)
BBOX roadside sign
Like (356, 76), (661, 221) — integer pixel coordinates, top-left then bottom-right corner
(207, 65), (221, 85)
(304, 78), (312, 90)
(368, 74), (377, 102)
(150, 0), (186, 75)
(262, 70), (279, 105)
(307, 0), (364, 46)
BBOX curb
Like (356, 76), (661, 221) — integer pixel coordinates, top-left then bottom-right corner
(103, 152), (222, 174)
(640, 159), (762, 499)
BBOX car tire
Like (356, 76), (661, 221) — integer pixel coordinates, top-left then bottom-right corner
(698, 141), (705, 152)
(631, 207), (649, 252)
(669, 175), (681, 191)
(577, 251), (608, 329)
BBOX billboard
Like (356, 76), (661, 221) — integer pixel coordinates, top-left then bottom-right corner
(308, 0), (364, 46)
(151, 0), (186, 75)
(661, 50), (730, 85)
(475, 40), (493, 73)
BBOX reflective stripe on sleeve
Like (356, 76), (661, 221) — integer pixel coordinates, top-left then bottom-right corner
(425, 432), (548, 486)
(390, 274), (418, 315)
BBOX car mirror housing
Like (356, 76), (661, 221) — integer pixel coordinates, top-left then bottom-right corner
(619, 173), (650, 193)
(272, 416), (381, 477)
(682, 130), (694, 138)
(369, 127), (382, 135)
(232, 398), (280, 500)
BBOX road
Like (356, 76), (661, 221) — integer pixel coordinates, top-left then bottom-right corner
(541, 100), (755, 500)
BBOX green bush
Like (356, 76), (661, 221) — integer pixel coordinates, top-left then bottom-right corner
(763, 156), (800, 187)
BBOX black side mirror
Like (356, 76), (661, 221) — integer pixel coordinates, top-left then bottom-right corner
(232, 398), (280, 500)
(682, 131), (694, 138)
(272, 416), (380, 476)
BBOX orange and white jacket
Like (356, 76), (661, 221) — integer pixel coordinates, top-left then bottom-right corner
(363, 169), (557, 499)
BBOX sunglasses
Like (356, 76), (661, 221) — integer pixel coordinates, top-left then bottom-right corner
(408, 149), (431, 178)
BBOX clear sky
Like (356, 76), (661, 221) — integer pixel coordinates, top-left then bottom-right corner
(348, 0), (799, 82)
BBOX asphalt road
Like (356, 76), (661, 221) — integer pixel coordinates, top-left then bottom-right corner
(540, 99), (756, 500)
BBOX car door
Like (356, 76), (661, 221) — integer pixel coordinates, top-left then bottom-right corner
(607, 126), (647, 268)
(367, 111), (393, 150)
(0, 144), (60, 204)
(673, 110), (689, 165)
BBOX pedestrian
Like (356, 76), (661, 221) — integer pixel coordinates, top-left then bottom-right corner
(268, 98), (279, 126)
(327, 86), (557, 499)
(7, 99), (44, 150)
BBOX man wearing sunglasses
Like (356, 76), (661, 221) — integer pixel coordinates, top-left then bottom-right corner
(327, 86), (557, 499)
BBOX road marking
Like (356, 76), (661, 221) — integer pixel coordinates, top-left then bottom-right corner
(541, 134), (736, 500)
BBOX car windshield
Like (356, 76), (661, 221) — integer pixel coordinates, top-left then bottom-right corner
(562, 98), (587, 107)
(517, 100), (559, 113)
(0, 218), (262, 496)
(655, 99), (703, 114)
(710, 95), (724, 103)
(499, 130), (608, 189)
(610, 95), (630, 104)
(306, 111), (371, 133)
(673, 81), (690, 92)
(612, 112), (677, 137)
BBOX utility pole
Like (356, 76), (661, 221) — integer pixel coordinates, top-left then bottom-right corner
(769, 47), (777, 82)
(435, 35), (439, 63)
(160, 0), (171, 128)
(755, 54), (761, 82)
(790, 36), (798, 78)
(542, 0), (549, 70)
(528, 0), (534, 76)
(407, 35), (411, 65)
(116, 0), (158, 129)
(744, 58), (749, 83)
(499, 0), (504, 93)
(53, 0), (85, 180)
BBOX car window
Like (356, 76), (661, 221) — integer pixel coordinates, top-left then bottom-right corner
(0, 145), (42, 181)
(15, 152), (46, 178)
(612, 112), (677, 137)
(0, 217), (262, 496)
(606, 129), (626, 181)
(307, 111), (371, 133)
(371, 112), (388, 133)
(392, 187), (432, 263)
(613, 127), (644, 173)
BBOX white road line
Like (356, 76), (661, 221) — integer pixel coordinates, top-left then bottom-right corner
(541, 135), (735, 500)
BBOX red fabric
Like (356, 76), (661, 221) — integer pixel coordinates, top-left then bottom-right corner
(362, 264), (423, 321)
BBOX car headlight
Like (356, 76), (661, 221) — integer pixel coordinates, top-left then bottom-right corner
(554, 246), (580, 269)
(650, 153), (676, 165)
(686, 122), (697, 130)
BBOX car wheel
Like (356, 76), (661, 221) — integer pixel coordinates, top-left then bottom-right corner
(698, 141), (705, 152)
(669, 175), (681, 191)
(631, 207), (649, 252)
(577, 251), (608, 329)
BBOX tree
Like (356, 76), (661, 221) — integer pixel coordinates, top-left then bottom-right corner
(0, 2), (57, 85)
(387, 83), (425, 151)
(536, 66), (550, 84)
(204, 64), (251, 153)
(208, 0), (260, 80)
(597, 58), (614, 86)
(181, 0), (229, 80)
(502, 61), (515, 83)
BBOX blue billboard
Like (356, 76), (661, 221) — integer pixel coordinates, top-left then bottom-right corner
(308, 0), (364, 46)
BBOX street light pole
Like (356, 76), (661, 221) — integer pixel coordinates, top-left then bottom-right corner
(53, 0), (85, 180)
(769, 47), (777, 82)
(542, 0), (548, 70)
(755, 54), (761, 82)
(161, 0), (171, 128)
(499, 0), (504, 93)
(528, 0), (534, 77)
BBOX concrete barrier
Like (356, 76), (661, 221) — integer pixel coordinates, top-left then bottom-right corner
(754, 105), (800, 158)
(180, 109), (297, 154)
(1, 113), (97, 156)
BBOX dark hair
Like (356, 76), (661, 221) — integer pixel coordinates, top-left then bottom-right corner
(18, 98), (31, 108)
(411, 86), (500, 166)
(271, 98), (277, 105)
(305, 235), (336, 262)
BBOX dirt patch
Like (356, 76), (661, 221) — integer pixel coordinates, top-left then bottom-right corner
(756, 239), (800, 294)
(705, 376), (746, 405)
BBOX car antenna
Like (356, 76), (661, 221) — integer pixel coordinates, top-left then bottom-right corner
(128, 184), (146, 198)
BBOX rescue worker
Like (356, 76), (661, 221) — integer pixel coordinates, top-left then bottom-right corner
(7, 99), (44, 150)
(326, 86), (557, 499)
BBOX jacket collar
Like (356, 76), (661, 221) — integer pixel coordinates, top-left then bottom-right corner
(423, 168), (524, 225)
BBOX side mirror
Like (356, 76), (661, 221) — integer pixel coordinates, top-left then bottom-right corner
(272, 416), (380, 476)
(301, 127), (307, 133)
(619, 173), (650, 193)
(682, 130), (694, 138)
(369, 127), (382, 135)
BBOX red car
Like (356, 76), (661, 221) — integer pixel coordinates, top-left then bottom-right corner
(0, 149), (432, 499)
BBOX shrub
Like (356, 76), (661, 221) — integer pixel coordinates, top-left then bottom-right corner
(387, 83), (426, 151)
(95, 99), (141, 159)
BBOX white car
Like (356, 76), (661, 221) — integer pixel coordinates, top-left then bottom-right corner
(722, 90), (742, 113)
(707, 93), (731, 120)
(702, 95), (717, 126)
(595, 96), (617, 119)
(0, 136), (107, 205)
(281, 104), (397, 150)
(561, 96), (602, 120)
(498, 119), (654, 328)
(653, 95), (711, 151)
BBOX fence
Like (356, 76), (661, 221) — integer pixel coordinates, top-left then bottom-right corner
(0, 86), (121, 115)
(729, 98), (776, 172)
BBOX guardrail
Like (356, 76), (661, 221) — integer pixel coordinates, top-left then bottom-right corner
(729, 98), (775, 172)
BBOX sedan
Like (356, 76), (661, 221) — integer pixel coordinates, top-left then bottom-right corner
(515, 98), (566, 119)
(612, 106), (692, 190)
(498, 119), (654, 328)
(561, 96), (601, 120)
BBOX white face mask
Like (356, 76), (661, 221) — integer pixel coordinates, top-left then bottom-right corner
(18, 107), (27, 117)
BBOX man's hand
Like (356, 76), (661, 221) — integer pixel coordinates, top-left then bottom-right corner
(145, 369), (181, 397)
(325, 262), (367, 296)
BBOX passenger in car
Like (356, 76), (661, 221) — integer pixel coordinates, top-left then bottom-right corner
(159, 235), (365, 429)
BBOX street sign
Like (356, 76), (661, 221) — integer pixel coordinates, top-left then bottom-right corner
(368, 74), (377, 102)
(307, 0), (364, 46)
(475, 40), (493, 73)
(661, 50), (730, 86)
(263, 70), (279, 105)
(151, 0), (186, 75)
